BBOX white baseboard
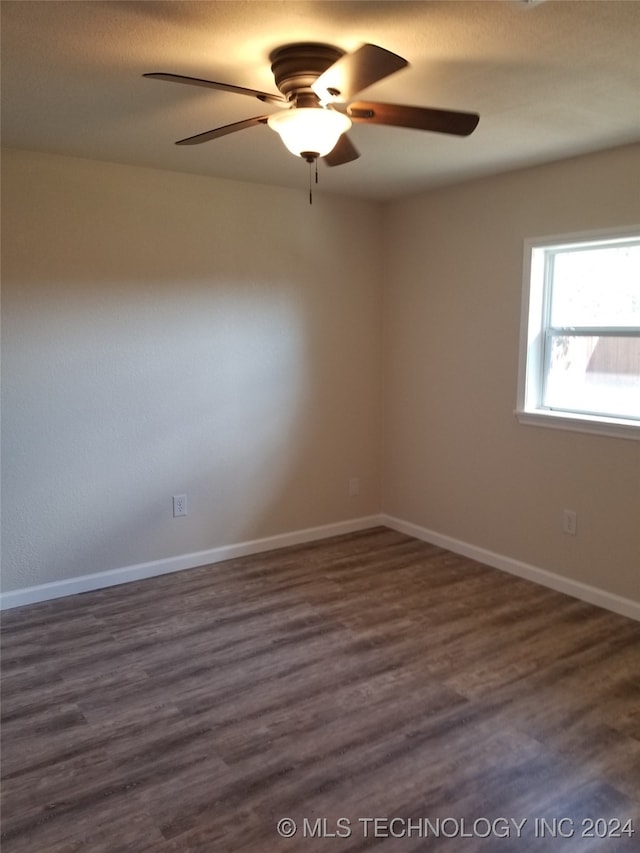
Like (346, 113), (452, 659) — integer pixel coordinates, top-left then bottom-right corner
(0, 515), (384, 611)
(3, 513), (638, 623)
(381, 514), (640, 623)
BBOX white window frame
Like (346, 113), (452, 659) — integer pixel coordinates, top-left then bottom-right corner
(516, 226), (640, 441)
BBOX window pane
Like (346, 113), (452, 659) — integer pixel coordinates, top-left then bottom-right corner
(544, 334), (640, 419)
(550, 244), (640, 328)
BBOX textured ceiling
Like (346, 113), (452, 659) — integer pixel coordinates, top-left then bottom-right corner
(2, 0), (639, 200)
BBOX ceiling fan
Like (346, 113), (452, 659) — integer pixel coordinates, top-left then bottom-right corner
(144, 42), (479, 168)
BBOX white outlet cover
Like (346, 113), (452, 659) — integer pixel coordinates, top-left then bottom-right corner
(173, 494), (188, 517)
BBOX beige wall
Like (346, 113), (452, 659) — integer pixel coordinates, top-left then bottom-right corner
(2, 144), (639, 606)
(1, 149), (383, 591)
(383, 143), (640, 603)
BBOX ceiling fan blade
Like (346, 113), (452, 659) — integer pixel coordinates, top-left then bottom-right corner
(312, 44), (407, 102)
(323, 133), (360, 167)
(347, 101), (479, 136)
(144, 73), (286, 105)
(175, 116), (269, 145)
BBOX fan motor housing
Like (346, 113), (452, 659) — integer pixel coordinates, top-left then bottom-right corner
(270, 42), (344, 100)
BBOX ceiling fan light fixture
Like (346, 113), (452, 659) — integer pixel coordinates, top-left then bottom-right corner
(267, 107), (351, 158)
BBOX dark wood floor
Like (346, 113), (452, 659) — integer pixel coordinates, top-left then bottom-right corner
(1, 527), (639, 852)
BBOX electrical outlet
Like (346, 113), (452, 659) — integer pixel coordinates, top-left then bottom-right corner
(562, 509), (577, 536)
(348, 477), (360, 497)
(173, 494), (188, 517)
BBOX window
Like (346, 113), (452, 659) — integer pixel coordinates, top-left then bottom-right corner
(517, 227), (640, 440)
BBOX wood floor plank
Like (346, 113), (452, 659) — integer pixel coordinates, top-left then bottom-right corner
(2, 527), (639, 851)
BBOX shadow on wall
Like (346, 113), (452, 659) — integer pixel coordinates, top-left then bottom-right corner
(3, 274), (313, 589)
(2, 151), (382, 595)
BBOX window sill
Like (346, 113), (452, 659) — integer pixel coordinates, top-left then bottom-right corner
(515, 409), (640, 441)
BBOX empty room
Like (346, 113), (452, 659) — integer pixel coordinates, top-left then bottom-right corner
(1, 2), (639, 851)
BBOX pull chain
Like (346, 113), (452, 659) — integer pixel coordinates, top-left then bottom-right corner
(303, 152), (319, 205)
